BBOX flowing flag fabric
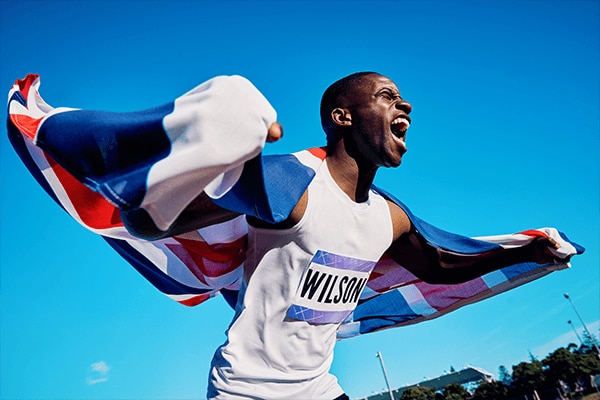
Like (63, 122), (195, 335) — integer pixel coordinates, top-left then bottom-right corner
(7, 74), (584, 338)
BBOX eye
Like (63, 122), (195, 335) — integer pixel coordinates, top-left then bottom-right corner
(377, 90), (400, 101)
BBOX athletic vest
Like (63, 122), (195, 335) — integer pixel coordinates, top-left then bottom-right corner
(208, 160), (393, 399)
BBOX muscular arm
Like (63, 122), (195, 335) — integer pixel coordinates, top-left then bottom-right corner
(121, 192), (241, 240)
(385, 202), (563, 285)
(121, 122), (284, 240)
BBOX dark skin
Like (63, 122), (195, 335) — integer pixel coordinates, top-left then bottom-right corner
(122, 73), (565, 283)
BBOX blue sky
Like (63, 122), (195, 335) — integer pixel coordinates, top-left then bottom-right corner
(1, 1), (598, 399)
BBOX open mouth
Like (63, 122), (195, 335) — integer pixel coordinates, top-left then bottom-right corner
(390, 116), (410, 138)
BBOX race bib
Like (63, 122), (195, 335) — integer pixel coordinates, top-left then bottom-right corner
(287, 250), (376, 324)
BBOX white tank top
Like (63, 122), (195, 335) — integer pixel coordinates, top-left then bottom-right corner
(208, 161), (393, 399)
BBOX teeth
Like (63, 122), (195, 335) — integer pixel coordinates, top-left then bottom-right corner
(391, 117), (410, 130)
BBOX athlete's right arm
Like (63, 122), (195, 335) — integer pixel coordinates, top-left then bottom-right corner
(121, 192), (241, 240)
(246, 190), (308, 230)
(122, 122), (284, 240)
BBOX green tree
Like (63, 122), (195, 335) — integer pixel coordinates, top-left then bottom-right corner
(510, 360), (545, 395)
(401, 386), (437, 400)
(498, 365), (511, 385)
(566, 342), (579, 353)
(543, 347), (578, 389)
(442, 383), (469, 400)
(543, 346), (600, 393)
(576, 351), (600, 376)
(471, 380), (509, 400)
(580, 331), (600, 355)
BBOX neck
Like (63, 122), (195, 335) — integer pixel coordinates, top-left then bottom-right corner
(326, 142), (378, 203)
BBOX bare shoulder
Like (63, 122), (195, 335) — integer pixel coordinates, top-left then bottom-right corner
(386, 199), (412, 241)
(247, 190), (309, 229)
(289, 190), (309, 224)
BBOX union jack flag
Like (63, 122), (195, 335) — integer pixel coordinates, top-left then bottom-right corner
(7, 74), (584, 338)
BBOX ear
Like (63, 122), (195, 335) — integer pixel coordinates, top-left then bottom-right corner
(331, 107), (352, 127)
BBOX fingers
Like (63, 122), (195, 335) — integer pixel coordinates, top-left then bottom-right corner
(545, 237), (572, 262)
(267, 122), (283, 143)
(531, 237), (564, 264)
(546, 236), (560, 250)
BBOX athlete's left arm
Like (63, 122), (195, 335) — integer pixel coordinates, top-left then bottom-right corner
(384, 201), (565, 285)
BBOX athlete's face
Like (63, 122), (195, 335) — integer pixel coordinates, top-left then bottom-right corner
(345, 74), (412, 168)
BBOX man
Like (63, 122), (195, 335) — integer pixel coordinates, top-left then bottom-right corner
(6, 72), (579, 400)
(205, 72), (567, 399)
(121, 72), (560, 399)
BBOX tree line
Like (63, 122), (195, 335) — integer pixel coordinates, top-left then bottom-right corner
(399, 338), (600, 400)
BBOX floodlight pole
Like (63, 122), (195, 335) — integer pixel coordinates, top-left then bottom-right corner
(567, 320), (584, 345)
(564, 293), (600, 355)
(376, 351), (395, 400)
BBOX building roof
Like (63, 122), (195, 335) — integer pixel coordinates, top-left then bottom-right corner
(416, 366), (494, 389)
(358, 366), (494, 400)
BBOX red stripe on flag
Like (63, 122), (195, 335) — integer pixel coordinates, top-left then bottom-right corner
(308, 146), (327, 160)
(179, 294), (211, 307)
(10, 74), (43, 139)
(368, 254), (422, 293)
(47, 154), (124, 230)
(10, 114), (42, 140)
(518, 229), (548, 238)
(416, 277), (489, 311)
(16, 74), (39, 96)
(167, 235), (246, 280)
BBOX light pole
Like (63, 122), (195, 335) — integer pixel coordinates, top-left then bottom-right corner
(564, 293), (600, 355)
(376, 351), (395, 400)
(567, 320), (584, 346)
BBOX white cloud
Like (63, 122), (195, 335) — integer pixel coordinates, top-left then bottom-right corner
(87, 360), (111, 385)
(86, 377), (109, 385)
(91, 361), (110, 374)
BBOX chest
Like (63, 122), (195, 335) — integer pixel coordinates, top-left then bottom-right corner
(297, 170), (393, 261)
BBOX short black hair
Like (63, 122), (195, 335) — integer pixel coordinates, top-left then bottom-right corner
(320, 71), (380, 142)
